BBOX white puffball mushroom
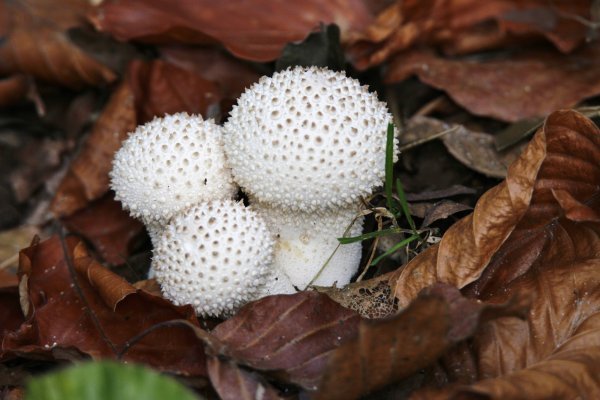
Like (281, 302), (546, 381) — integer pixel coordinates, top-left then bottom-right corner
(251, 200), (364, 290)
(224, 66), (397, 212)
(153, 200), (292, 317)
(110, 112), (237, 225)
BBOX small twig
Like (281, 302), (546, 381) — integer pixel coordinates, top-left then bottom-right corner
(0, 253), (18, 270)
(398, 126), (458, 152)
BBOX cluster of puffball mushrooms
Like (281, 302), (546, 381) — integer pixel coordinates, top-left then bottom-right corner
(110, 66), (398, 318)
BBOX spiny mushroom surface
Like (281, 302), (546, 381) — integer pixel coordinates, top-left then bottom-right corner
(110, 113), (237, 225)
(224, 66), (396, 212)
(153, 199), (292, 317)
(251, 200), (364, 289)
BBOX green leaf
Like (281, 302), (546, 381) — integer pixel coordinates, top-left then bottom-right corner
(338, 227), (402, 244)
(395, 178), (417, 233)
(385, 123), (396, 214)
(370, 233), (421, 266)
(26, 361), (201, 400)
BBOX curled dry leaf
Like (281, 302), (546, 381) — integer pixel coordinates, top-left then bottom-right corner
(386, 45), (600, 122)
(62, 193), (144, 265)
(2, 236), (207, 377)
(389, 110), (600, 398)
(51, 81), (136, 217)
(90, 0), (373, 61)
(212, 291), (360, 390)
(393, 110), (599, 305)
(313, 284), (529, 400)
(0, 0), (116, 88)
(348, 0), (590, 69)
(127, 59), (222, 123)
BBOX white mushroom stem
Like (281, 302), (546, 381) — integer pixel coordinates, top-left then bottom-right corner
(251, 200), (364, 290)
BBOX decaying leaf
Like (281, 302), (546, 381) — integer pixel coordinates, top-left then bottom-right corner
(0, 0), (117, 88)
(390, 110), (600, 397)
(90, 0), (373, 62)
(212, 292), (360, 390)
(207, 357), (284, 400)
(62, 193), (144, 265)
(349, 0), (590, 69)
(127, 59), (222, 123)
(0, 75), (31, 108)
(2, 236), (207, 377)
(159, 46), (261, 105)
(386, 45), (600, 122)
(406, 116), (525, 178)
(51, 81), (136, 217)
(313, 284), (529, 400)
(315, 275), (399, 319)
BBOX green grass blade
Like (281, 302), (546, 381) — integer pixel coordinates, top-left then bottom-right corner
(338, 227), (402, 244)
(385, 123), (396, 214)
(395, 178), (416, 233)
(370, 233), (421, 266)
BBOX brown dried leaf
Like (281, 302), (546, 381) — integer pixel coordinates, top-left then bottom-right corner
(212, 292), (360, 390)
(51, 81), (136, 217)
(90, 0), (373, 61)
(349, 0), (590, 69)
(127, 59), (222, 123)
(62, 193), (144, 265)
(0, 0), (117, 88)
(406, 116), (525, 178)
(0, 286), (24, 344)
(421, 200), (472, 228)
(207, 357), (284, 400)
(390, 110), (600, 397)
(393, 132), (544, 304)
(386, 46), (600, 122)
(313, 284), (529, 400)
(2, 236), (207, 377)
(393, 109), (599, 305)
(0, 75), (30, 107)
(159, 46), (261, 104)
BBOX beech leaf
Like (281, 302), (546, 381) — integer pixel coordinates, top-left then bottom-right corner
(51, 81), (137, 217)
(2, 236), (207, 377)
(0, 0), (117, 88)
(212, 292), (360, 390)
(90, 0), (373, 62)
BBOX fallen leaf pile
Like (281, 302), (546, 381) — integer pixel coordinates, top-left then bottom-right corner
(1, 0), (600, 399)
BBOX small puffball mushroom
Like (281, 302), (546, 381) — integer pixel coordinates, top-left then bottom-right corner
(110, 112), (237, 225)
(224, 66), (397, 212)
(153, 200), (293, 317)
(251, 200), (364, 290)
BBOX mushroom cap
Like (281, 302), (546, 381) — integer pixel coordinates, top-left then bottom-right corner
(153, 200), (275, 317)
(224, 66), (397, 212)
(110, 113), (237, 224)
(251, 200), (364, 289)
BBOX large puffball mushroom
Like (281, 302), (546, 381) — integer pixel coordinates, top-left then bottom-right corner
(251, 200), (364, 290)
(153, 199), (293, 317)
(110, 112), (237, 226)
(224, 66), (397, 212)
